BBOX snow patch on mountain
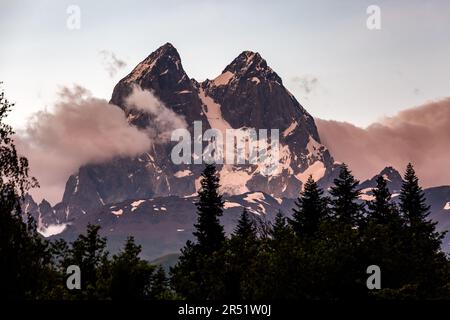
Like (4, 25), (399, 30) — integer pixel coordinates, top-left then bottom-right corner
(112, 209), (123, 216)
(198, 88), (232, 134)
(74, 175), (79, 193)
(283, 120), (298, 137)
(174, 170), (193, 178)
(306, 136), (323, 160)
(242, 192), (270, 213)
(244, 192), (265, 203)
(219, 166), (251, 195)
(360, 194), (375, 201)
(224, 201), (242, 209)
(251, 77), (260, 85)
(295, 160), (326, 184)
(127, 59), (157, 83)
(213, 71), (235, 86)
(131, 200), (146, 212)
(361, 187), (374, 194)
(444, 202), (450, 210)
(39, 223), (68, 237)
(272, 144), (294, 176)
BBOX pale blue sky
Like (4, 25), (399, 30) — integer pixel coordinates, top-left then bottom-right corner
(1, 0), (450, 128)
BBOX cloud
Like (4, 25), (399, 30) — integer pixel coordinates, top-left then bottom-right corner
(291, 75), (318, 95)
(125, 85), (187, 140)
(16, 85), (186, 204)
(316, 98), (450, 187)
(99, 50), (127, 78)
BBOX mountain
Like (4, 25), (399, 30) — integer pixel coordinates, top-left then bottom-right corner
(50, 192), (294, 260)
(358, 167), (450, 252)
(50, 43), (335, 219)
(424, 186), (450, 252)
(150, 253), (181, 272)
(21, 43), (450, 258)
(359, 166), (404, 201)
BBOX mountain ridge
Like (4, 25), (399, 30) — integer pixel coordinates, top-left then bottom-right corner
(19, 43), (450, 258)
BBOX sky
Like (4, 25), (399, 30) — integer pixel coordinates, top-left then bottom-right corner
(2, 0), (450, 129)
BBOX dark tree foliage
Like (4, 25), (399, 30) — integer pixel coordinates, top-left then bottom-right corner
(397, 163), (448, 297)
(363, 176), (408, 291)
(109, 236), (162, 300)
(291, 175), (328, 239)
(170, 164), (449, 300)
(193, 163), (225, 254)
(233, 208), (257, 242)
(330, 163), (364, 226)
(224, 208), (259, 299)
(0, 88), (174, 300)
(68, 224), (108, 297)
(171, 164), (227, 299)
(0, 88), (50, 300)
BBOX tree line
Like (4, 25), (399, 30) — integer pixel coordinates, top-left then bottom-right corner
(1, 89), (449, 300)
(170, 164), (449, 300)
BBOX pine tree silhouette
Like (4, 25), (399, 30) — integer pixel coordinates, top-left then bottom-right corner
(234, 208), (257, 241)
(365, 175), (407, 289)
(367, 176), (398, 224)
(170, 164), (227, 299)
(193, 163), (225, 253)
(398, 163), (447, 296)
(225, 208), (259, 299)
(291, 175), (328, 239)
(330, 164), (364, 225)
(400, 163), (433, 230)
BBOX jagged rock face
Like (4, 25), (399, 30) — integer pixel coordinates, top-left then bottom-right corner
(22, 195), (62, 232)
(359, 166), (404, 201)
(54, 43), (335, 220)
(200, 50), (334, 196)
(55, 192), (295, 260)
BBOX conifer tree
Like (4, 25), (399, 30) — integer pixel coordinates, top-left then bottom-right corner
(367, 176), (398, 224)
(399, 163), (443, 248)
(291, 175), (328, 239)
(233, 208), (257, 242)
(400, 163), (436, 232)
(365, 175), (407, 289)
(67, 224), (108, 298)
(109, 236), (156, 300)
(225, 208), (259, 299)
(398, 163), (447, 296)
(193, 163), (225, 253)
(150, 266), (171, 299)
(265, 211), (301, 299)
(171, 164), (227, 299)
(321, 165), (367, 299)
(271, 210), (291, 242)
(330, 164), (364, 225)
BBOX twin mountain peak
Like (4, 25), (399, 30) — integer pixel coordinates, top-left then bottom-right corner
(28, 43), (342, 234)
(25, 43), (441, 259)
(106, 42), (334, 200)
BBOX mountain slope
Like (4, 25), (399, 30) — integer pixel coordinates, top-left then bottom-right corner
(21, 43), (450, 258)
(56, 42), (335, 221)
